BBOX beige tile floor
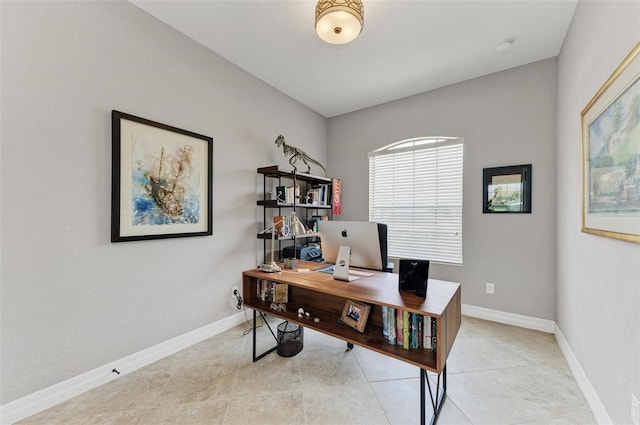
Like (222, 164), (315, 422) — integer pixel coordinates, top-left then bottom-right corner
(16, 315), (596, 425)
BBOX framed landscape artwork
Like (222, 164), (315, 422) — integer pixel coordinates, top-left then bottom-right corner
(111, 111), (213, 242)
(581, 42), (640, 243)
(483, 164), (532, 213)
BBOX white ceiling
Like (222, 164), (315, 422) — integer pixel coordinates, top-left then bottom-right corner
(131, 0), (578, 118)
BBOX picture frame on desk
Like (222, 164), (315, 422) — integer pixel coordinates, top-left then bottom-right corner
(399, 259), (429, 298)
(340, 299), (371, 333)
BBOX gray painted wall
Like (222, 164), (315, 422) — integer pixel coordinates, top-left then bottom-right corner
(327, 59), (558, 320)
(557, 2), (640, 423)
(0, 1), (326, 404)
(3, 1), (639, 422)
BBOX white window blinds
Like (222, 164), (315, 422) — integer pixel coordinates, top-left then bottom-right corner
(368, 137), (464, 264)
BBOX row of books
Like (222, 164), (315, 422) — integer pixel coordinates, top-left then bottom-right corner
(306, 184), (331, 206)
(382, 306), (436, 350)
(274, 184), (331, 206)
(275, 185), (300, 205)
(256, 279), (289, 303)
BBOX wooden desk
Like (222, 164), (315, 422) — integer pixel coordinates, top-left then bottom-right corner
(242, 261), (461, 424)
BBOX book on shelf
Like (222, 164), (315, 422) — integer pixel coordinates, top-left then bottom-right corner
(403, 310), (410, 350)
(309, 184), (330, 206)
(386, 307), (396, 345)
(274, 282), (288, 303)
(285, 185), (300, 204)
(417, 315), (423, 349)
(422, 315), (431, 349)
(273, 185), (301, 204)
(396, 309), (404, 346)
(410, 313), (418, 349)
(382, 308), (435, 351)
(422, 315), (437, 351)
(431, 316), (437, 350)
(256, 279), (288, 303)
(382, 306), (389, 339)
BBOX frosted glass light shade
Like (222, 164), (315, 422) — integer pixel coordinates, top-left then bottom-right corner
(315, 0), (364, 45)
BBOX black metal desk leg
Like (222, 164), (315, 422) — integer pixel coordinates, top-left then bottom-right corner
(420, 365), (447, 425)
(421, 369), (427, 425)
(251, 310), (278, 362)
(252, 310), (257, 361)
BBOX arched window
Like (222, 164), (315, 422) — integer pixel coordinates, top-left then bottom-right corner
(368, 137), (464, 264)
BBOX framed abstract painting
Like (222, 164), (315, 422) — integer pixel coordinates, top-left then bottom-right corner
(111, 110), (213, 242)
(581, 42), (640, 243)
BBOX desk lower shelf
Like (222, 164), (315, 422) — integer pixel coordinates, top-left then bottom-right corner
(246, 298), (438, 371)
(242, 265), (460, 373)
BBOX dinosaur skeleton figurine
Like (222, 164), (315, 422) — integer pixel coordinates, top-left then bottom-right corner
(275, 135), (327, 176)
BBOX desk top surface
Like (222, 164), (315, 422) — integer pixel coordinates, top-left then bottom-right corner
(243, 261), (460, 318)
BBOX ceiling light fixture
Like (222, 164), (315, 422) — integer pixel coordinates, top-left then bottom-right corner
(315, 0), (364, 45)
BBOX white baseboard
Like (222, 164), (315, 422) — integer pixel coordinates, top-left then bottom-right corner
(0, 312), (246, 425)
(3, 306), (612, 425)
(462, 304), (612, 425)
(462, 303), (556, 333)
(554, 325), (613, 425)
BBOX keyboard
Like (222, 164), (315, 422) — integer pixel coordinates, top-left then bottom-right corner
(313, 265), (374, 277)
(348, 270), (374, 277)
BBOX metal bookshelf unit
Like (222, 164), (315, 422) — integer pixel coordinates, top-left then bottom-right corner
(257, 166), (333, 264)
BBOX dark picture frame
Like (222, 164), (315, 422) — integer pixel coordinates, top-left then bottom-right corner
(340, 299), (371, 333)
(111, 110), (213, 242)
(581, 42), (640, 243)
(483, 164), (532, 213)
(399, 259), (430, 298)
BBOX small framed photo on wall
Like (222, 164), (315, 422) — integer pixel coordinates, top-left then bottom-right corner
(483, 164), (532, 213)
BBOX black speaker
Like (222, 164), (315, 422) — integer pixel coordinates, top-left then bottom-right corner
(398, 259), (429, 298)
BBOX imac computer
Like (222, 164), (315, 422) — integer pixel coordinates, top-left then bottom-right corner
(318, 221), (388, 271)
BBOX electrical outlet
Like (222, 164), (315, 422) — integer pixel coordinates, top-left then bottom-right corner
(231, 286), (242, 310)
(631, 393), (639, 425)
(485, 283), (495, 294)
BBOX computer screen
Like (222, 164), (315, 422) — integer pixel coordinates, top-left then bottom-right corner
(318, 221), (385, 271)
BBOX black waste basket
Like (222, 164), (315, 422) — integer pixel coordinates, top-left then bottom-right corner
(277, 321), (303, 357)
